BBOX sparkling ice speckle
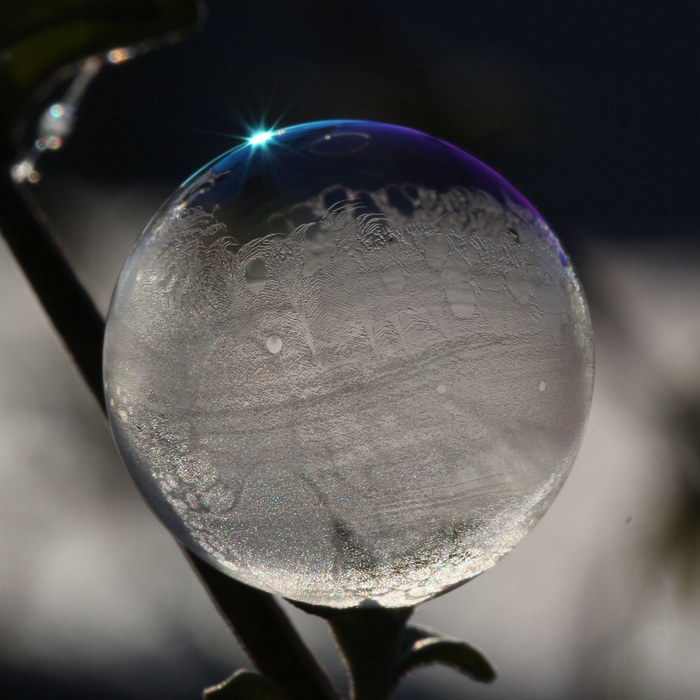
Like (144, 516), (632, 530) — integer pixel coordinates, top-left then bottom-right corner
(104, 120), (593, 608)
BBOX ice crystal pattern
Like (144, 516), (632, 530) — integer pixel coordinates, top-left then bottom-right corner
(105, 128), (593, 608)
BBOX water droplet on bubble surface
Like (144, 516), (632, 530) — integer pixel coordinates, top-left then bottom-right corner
(104, 120), (593, 608)
(266, 335), (283, 354)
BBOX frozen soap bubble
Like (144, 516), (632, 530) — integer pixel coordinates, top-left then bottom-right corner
(104, 120), (593, 608)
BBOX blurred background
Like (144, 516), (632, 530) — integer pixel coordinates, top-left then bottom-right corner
(2, 1), (700, 697)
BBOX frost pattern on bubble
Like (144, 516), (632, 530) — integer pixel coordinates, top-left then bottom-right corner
(105, 184), (592, 608)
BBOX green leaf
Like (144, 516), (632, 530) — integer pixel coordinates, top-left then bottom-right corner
(0, 0), (204, 142)
(397, 624), (496, 684)
(204, 669), (283, 700)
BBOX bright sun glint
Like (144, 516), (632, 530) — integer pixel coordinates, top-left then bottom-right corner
(248, 131), (274, 145)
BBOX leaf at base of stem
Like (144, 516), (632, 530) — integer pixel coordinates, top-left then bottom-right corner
(398, 624), (496, 683)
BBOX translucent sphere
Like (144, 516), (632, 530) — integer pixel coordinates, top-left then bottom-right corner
(104, 120), (593, 608)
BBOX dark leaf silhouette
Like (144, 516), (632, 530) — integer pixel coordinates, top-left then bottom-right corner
(0, 0), (204, 140)
(398, 624), (496, 683)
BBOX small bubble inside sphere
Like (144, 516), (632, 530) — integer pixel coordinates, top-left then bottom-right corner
(104, 121), (593, 607)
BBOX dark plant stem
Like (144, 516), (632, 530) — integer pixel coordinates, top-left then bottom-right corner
(190, 557), (340, 700)
(0, 156), (339, 700)
(295, 603), (414, 700)
(0, 161), (106, 406)
(332, 609), (410, 700)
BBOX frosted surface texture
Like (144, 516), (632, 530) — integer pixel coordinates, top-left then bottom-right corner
(104, 121), (593, 607)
